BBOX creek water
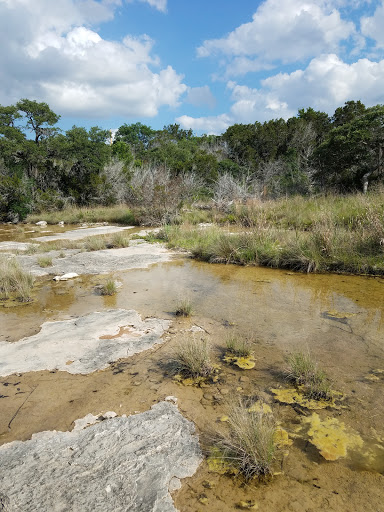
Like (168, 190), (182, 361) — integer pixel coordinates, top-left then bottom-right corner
(1, 225), (384, 511)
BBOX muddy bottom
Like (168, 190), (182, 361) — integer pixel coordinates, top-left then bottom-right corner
(1, 233), (384, 511)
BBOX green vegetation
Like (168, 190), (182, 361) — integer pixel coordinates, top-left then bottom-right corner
(169, 338), (214, 379)
(2, 98), (384, 225)
(26, 206), (136, 226)
(215, 400), (276, 480)
(0, 257), (34, 302)
(158, 190), (384, 275)
(286, 351), (332, 401)
(225, 334), (252, 357)
(37, 256), (53, 268)
(175, 297), (193, 317)
(99, 279), (117, 296)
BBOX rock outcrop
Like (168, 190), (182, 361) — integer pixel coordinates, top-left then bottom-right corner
(0, 402), (202, 511)
(0, 309), (170, 376)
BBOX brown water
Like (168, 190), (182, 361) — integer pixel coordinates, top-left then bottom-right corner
(1, 227), (384, 512)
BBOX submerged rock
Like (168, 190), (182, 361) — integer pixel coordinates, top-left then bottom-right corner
(0, 309), (170, 376)
(0, 402), (202, 512)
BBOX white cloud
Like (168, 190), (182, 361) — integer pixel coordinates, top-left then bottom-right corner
(186, 86), (216, 109)
(197, 0), (356, 74)
(361, 1), (384, 47)
(0, 0), (184, 118)
(178, 53), (384, 134)
(139, 0), (167, 12)
(176, 114), (232, 135)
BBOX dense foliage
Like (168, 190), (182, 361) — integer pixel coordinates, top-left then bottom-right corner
(1, 98), (383, 221)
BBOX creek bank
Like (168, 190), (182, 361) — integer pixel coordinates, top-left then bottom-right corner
(0, 309), (170, 376)
(0, 401), (202, 512)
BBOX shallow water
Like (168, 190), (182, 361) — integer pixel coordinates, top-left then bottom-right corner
(1, 225), (384, 511)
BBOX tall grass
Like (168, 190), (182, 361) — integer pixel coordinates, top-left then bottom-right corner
(26, 205), (137, 225)
(215, 400), (276, 479)
(169, 338), (214, 379)
(0, 257), (35, 302)
(159, 189), (384, 275)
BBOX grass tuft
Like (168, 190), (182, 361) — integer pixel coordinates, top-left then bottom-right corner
(215, 400), (276, 480)
(0, 257), (35, 302)
(175, 297), (193, 317)
(169, 338), (214, 379)
(99, 279), (117, 296)
(37, 256), (53, 268)
(285, 351), (332, 401)
(225, 334), (252, 357)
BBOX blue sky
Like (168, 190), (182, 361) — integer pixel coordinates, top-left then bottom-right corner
(1, 0), (384, 134)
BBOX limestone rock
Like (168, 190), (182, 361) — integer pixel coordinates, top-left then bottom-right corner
(53, 272), (79, 281)
(0, 402), (202, 512)
(0, 309), (170, 376)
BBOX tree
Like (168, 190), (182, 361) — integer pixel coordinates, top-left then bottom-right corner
(332, 100), (366, 127)
(314, 105), (384, 192)
(16, 99), (60, 144)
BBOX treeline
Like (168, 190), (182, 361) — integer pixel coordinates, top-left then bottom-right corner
(1, 98), (383, 222)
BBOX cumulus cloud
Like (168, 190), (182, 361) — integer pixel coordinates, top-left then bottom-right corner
(361, 1), (384, 47)
(197, 0), (356, 75)
(185, 86), (216, 109)
(176, 114), (232, 135)
(0, 0), (184, 118)
(178, 53), (384, 134)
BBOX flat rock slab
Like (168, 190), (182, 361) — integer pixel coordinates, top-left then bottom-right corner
(18, 242), (174, 276)
(0, 241), (36, 251)
(0, 401), (202, 512)
(32, 225), (135, 242)
(0, 309), (170, 376)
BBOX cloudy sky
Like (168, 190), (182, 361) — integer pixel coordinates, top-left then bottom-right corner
(1, 0), (384, 134)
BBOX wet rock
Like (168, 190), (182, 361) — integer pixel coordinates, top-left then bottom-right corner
(53, 272), (79, 281)
(0, 309), (170, 376)
(0, 402), (202, 512)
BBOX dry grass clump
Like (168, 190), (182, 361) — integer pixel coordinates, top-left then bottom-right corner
(215, 400), (276, 480)
(285, 351), (332, 401)
(108, 232), (130, 248)
(225, 334), (252, 357)
(37, 256), (53, 268)
(175, 297), (193, 317)
(169, 338), (214, 379)
(84, 235), (108, 251)
(26, 205), (136, 225)
(99, 279), (117, 296)
(0, 257), (34, 302)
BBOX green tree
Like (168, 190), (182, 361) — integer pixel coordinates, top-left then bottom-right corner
(16, 99), (60, 144)
(314, 105), (384, 192)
